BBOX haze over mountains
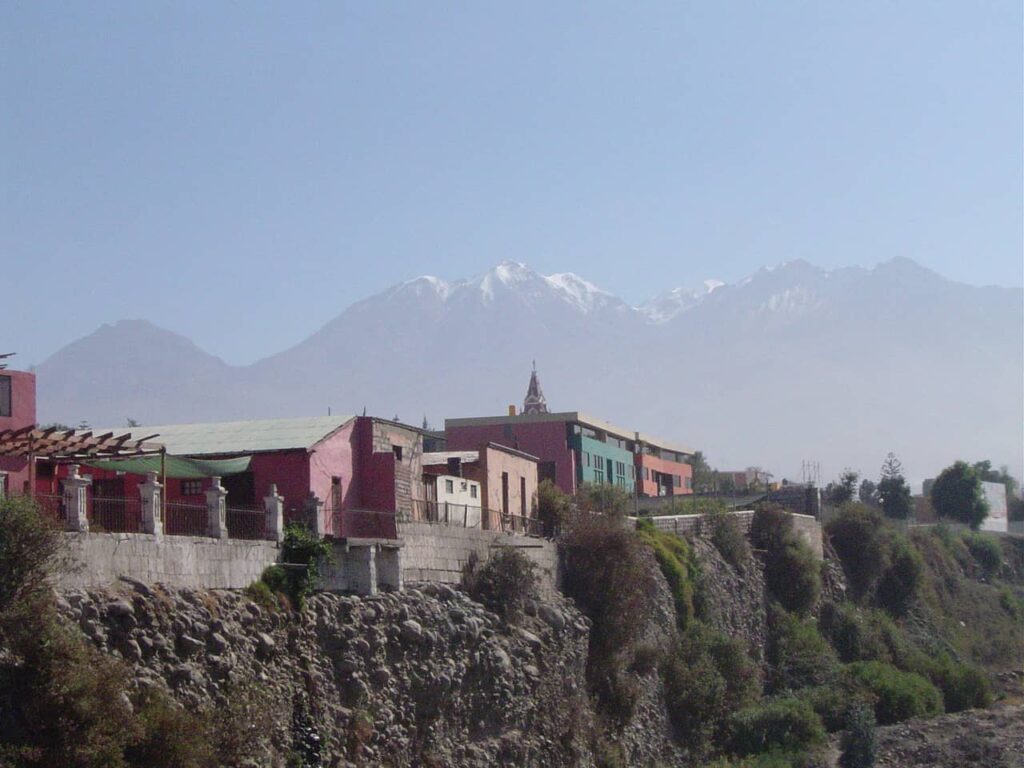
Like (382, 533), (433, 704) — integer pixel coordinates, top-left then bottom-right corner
(35, 258), (1024, 486)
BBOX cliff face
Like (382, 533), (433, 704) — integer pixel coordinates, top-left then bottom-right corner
(58, 582), (599, 767)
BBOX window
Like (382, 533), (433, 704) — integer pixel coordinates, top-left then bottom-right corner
(539, 461), (556, 483)
(584, 452), (590, 467)
(593, 466), (605, 484)
(686, 477), (693, 490)
(674, 475), (681, 487)
(445, 478), (454, 494)
(181, 479), (203, 496)
(392, 445), (403, 461)
(0, 375), (10, 418)
(470, 484), (478, 499)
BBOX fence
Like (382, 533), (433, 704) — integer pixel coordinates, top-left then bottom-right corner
(165, 500), (208, 537)
(408, 498), (545, 537)
(226, 505), (266, 540)
(89, 496), (143, 534)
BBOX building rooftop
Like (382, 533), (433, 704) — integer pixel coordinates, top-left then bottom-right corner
(106, 415), (356, 456)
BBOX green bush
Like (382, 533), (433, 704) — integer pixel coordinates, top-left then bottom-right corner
(562, 509), (656, 721)
(765, 608), (840, 693)
(244, 578), (280, 612)
(637, 519), (698, 628)
(924, 656), (991, 713)
(749, 504), (795, 551)
(847, 661), (943, 724)
(827, 505), (890, 602)
(707, 509), (752, 572)
(266, 524), (332, 609)
(961, 532), (1002, 579)
(729, 697), (826, 757)
(662, 622), (761, 756)
(795, 684), (859, 733)
(839, 701), (877, 768)
(764, 535), (821, 616)
(461, 547), (539, 623)
(875, 538), (923, 616)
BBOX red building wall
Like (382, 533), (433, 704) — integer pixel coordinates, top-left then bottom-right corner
(635, 453), (694, 497)
(446, 421), (577, 495)
(0, 369), (37, 495)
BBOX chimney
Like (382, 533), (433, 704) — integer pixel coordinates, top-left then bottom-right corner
(508, 404), (516, 416)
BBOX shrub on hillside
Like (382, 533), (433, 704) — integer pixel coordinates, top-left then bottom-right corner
(875, 538), (923, 616)
(826, 505), (890, 602)
(961, 532), (1002, 579)
(765, 607), (840, 693)
(707, 509), (752, 572)
(262, 524), (333, 609)
(536, 479), (571, 535)
(923, 656), (992, 713)
(818, 603), (912, 666)
(839, 701), (877, 768)
(637, 518), (698, 628)
(561, 509), (656, 721)
(764, 534), (821, 615)
(461, 547), (538, 623)
(847, 661), (943, 725)
(729, 697), (826, 757)
(662, 622), (761, 756)
(749, 504), (794, 551)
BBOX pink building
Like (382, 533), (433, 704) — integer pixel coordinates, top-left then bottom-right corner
(43, 415), (427, 538)
(0, 366), (37, 497)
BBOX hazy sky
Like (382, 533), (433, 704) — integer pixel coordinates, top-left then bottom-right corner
(3, 2), (1021, 366)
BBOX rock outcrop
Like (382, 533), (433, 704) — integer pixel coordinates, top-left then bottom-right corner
(58, 581), (597, 767)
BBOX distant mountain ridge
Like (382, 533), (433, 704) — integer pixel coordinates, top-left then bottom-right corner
(34, 258), (1024, 484)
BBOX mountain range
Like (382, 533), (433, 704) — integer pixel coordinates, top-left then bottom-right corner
(33, 258), (1024, 485)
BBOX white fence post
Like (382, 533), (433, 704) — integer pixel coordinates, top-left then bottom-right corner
(63, 464), (90, 532)
(205, 476), (228, 539)
(139, 471), (163, 537)
(303, 492), (326, 538)
(264, 484), (285, 543)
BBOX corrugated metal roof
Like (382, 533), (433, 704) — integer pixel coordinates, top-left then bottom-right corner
(104, 415), (355, 456)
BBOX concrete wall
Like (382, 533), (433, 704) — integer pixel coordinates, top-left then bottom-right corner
(398, 521), (558, 593)
(58, 531), (280, 590)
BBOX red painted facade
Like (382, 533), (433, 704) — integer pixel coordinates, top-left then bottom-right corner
(34, 415), (428, 539)
(634, 452), (693, 497)
(0, 369), (36, 496)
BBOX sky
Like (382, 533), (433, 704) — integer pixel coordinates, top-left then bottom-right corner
(3, 2), (1021, 366)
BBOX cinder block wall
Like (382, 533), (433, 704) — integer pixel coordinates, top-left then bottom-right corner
(58, 532), (280, 590)
(398, 521), (559, 592)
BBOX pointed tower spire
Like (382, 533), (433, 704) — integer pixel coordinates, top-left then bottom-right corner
(523, 362), (548, 414)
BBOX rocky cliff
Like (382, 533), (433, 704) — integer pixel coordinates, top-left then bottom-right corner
(58, 581), (602, 767)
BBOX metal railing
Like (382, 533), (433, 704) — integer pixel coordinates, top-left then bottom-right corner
(89, 496), (143, 533)
(407, 499), (544, 537)
(165, 500), (208, 537)
(226, 505), (266, 540)
(329, 507), (397, 539)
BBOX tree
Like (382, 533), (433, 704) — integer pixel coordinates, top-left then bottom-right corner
(688, 451), (715, 493)
(829, 470), (859, 505)
(858, 479), (879, 507)
(877, 453), (912, 520)
(972, 460), (1020, 499)
(930, 461), (989, 530)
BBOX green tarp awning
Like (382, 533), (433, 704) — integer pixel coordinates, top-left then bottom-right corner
(82, 455), (252, 479)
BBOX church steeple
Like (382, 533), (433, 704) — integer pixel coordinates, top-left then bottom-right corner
(523, 360), (548, 414)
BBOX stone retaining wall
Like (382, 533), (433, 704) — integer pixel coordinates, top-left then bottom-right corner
(398, 521), (559, 592)
(58, 531), (280, 590)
